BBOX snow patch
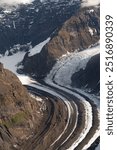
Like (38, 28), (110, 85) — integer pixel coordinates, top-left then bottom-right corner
(89, 9), (94, 13)
(0, 51), (26, 74)
(88, 27), (94, 36)
(0, 51), (37, 85)
(29, 93), (43, 102)
(28, 37), (51, 57)
(17, 75), (37, 85)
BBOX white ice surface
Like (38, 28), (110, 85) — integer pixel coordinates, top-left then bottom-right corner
(46, 45), (100, 87)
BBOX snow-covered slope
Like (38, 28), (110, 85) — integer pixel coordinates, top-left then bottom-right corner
(0, 51), (36, 85)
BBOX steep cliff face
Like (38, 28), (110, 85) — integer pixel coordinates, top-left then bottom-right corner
(22, 6), (100, 79)
(0, 63), (44, 149)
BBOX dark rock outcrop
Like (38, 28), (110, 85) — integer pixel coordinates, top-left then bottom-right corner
(71, 54), (100, 94)
(0, 63), (3, 72)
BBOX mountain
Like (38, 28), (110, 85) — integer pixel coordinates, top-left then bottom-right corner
(0, 63), (45, 150)
(21, 6), (100, 80)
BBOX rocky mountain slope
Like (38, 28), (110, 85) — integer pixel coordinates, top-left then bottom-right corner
(22, 6), (100, 80)
(0, 63), (46, 150)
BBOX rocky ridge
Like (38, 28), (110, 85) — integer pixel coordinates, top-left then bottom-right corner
(0, 63), (46, 150)
(22, 6), (100, 79)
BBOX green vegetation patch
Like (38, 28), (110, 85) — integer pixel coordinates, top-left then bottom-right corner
(11, 112), (27, 125)
(0, 111), (29, 128)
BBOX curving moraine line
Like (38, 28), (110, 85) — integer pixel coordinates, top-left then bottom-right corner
(21, 86), (78, 150)
(21, 82), (99, 150)
(42, 82), (100, 150)
(41, 83), (93, 150)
